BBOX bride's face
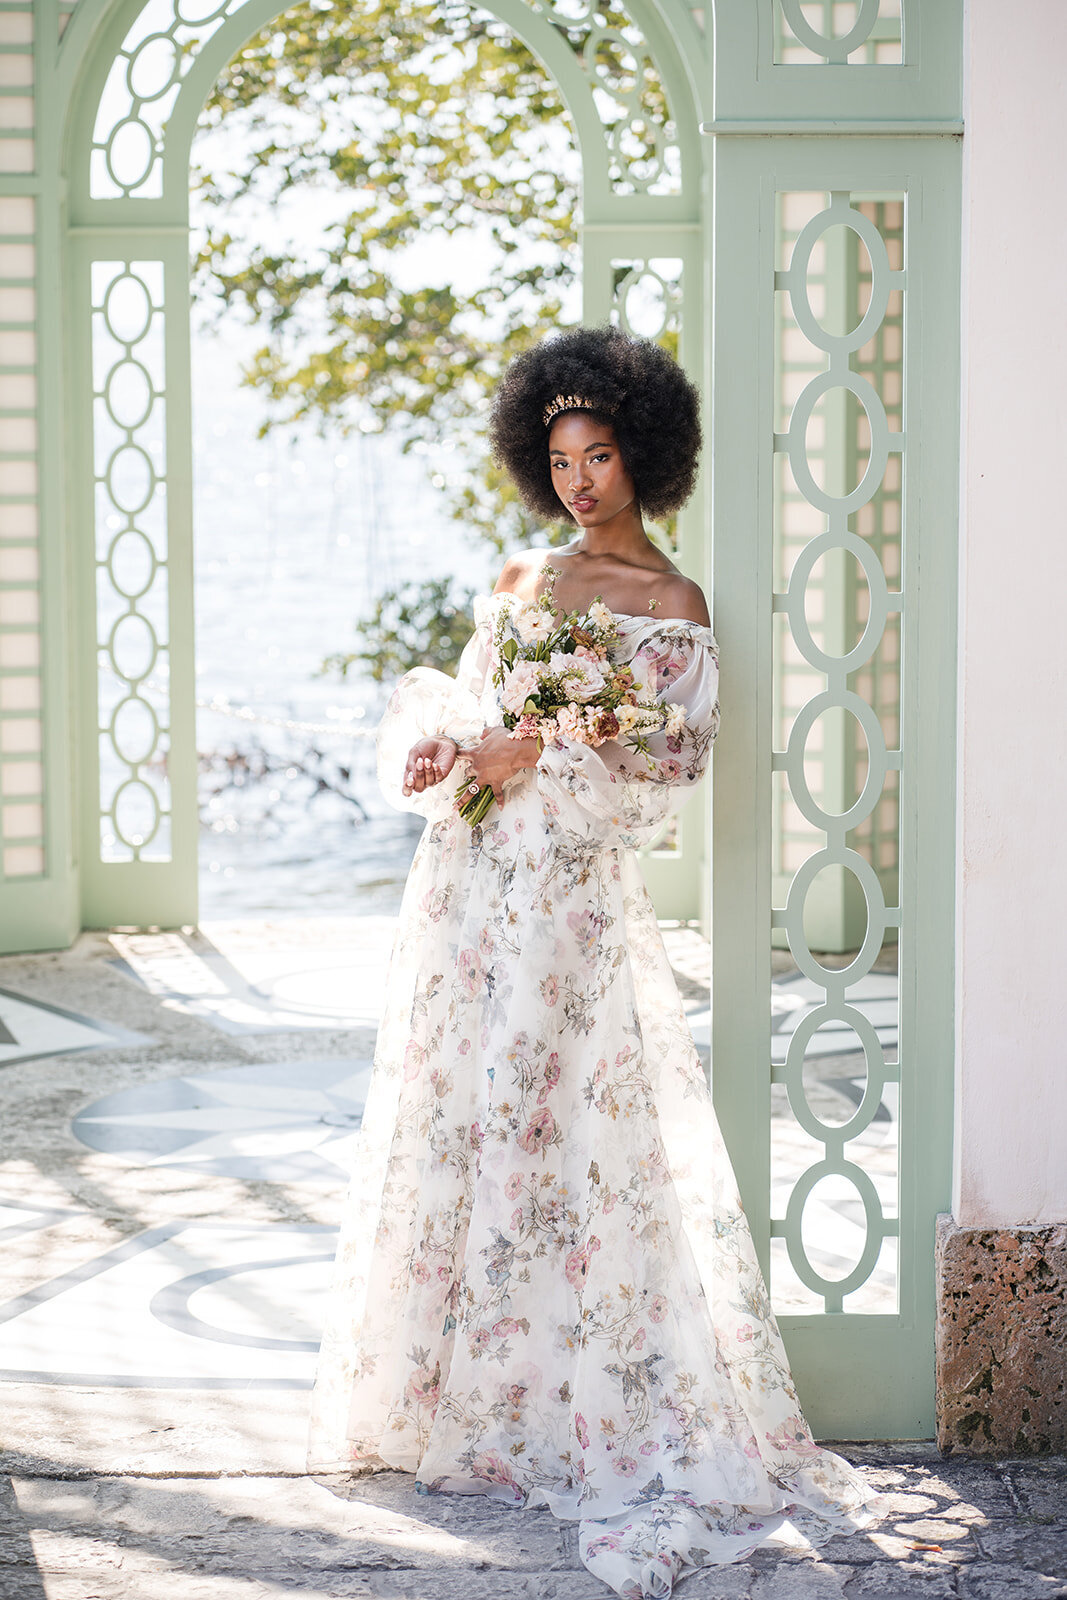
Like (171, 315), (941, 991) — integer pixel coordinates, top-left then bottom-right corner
(548, 413), (636, 526)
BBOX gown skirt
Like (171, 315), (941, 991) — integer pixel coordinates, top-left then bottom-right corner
(307, 592), (881, 1598)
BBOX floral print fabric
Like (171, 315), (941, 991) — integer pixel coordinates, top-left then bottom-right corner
(307, 592), (879, 1597)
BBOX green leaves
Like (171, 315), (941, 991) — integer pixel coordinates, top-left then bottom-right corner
(193, 0), (580, 468)
(193, 0), (585, 682)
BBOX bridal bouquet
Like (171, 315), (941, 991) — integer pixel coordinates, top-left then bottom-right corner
(457, 588), (687, 827)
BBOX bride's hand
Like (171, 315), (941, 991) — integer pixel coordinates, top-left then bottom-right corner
(402, 736), (458, 796)
(463, 726), (540, 804)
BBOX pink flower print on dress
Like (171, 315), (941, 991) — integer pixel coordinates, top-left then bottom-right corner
(458, 948), (485, 999)
(613, 1455), (639, 1477)
(765, 1416), (820, 1457)
(540, 974), (560, 1007)
(647, 1294), (668, 1323)
(564, 1235), (601, 1290)
(468, 1326), (491, 1357)
(404, 1360), (441, 1409)
(493, 1317), (521, 1337)
(402, 1041), (425, 1082)
(518, 1107), (557, 1155)
(504, 1173), (523, 1202)
(575, 1412), (591, 1449)
(544, 1053), (561, 1086)
(470, 1450), (521, 1496)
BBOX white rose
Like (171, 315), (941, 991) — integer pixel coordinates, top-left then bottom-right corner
(588, 600), (615, 631)
(514, 604), (555, 643)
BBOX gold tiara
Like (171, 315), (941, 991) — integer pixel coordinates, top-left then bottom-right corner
(542, 393), (600, 427)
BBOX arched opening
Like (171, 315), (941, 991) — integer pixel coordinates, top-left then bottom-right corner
(187, 0), (584, 917)
(62, 0), (707, 929)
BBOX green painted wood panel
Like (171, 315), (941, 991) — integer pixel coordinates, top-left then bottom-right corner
(710, 132), (960, 1437)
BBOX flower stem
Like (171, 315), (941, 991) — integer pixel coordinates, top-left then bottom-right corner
(458, 783), (496, 827)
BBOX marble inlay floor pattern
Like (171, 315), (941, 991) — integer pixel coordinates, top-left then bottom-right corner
(72, 1058), (372, 1181)
(0, 986), (152, 1068)
(0, 1214), (336, 1389)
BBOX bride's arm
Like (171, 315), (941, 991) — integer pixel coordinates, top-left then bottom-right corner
(377, 608), (496, 818)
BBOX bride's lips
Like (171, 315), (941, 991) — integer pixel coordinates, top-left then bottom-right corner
(571, 496), (597, 512)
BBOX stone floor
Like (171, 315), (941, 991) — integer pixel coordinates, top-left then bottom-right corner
(0, 919), (1064, 1600)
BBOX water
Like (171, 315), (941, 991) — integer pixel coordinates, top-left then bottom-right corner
(192, 330), (495, 918)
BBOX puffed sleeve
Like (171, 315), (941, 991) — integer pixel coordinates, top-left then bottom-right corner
(375, 603), (494, 821)
(535, 624), (720, 850)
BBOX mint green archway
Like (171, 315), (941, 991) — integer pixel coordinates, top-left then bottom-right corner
(0, 0), (962, 1438)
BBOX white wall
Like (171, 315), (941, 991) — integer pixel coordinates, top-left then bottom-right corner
(955, 0), (1067, 1227)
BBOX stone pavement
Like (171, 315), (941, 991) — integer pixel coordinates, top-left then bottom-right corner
(0, 920), (1064, 1600)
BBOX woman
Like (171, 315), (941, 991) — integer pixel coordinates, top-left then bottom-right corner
(308, 327), (880, 1598)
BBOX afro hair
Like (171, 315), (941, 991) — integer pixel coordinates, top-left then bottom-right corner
(488, 324), (702, 525)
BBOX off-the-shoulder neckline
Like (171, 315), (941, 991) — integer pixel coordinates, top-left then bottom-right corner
(480, 590), (716, 640)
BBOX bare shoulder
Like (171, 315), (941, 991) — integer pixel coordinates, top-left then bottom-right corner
(654, 573), (710, 627)
(492, 548), (556, 602)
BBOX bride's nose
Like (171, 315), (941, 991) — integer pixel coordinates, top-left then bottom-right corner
(569, 462), (592, 491)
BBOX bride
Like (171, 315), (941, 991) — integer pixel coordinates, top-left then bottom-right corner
(307, 326), (880, 1598)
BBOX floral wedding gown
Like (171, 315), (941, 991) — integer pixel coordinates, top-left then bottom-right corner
(308, 591), (879, 1598)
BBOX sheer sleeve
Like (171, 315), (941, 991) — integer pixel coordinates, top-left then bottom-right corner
(375, 602), (494, 820)
(535, 623), (720, 850)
